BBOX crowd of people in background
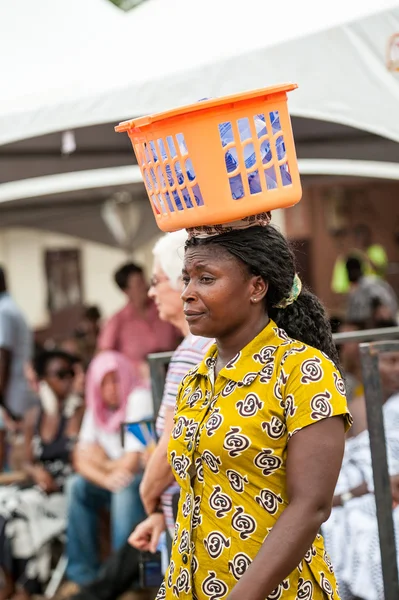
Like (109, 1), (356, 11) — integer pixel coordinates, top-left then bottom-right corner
(0, 222), (398, 600)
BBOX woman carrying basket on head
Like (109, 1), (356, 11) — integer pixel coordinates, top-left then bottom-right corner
(116, 84), (351, 599)
(155, 214), (351, 600)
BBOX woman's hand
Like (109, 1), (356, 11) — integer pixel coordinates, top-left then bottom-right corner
(32, 466), (59, 493)
(104, 468), (133, 492)
(128, 512), (166, 553)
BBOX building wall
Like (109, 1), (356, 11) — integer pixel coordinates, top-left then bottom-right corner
(285, 181), (399, 317)
(0, 205), (289, 331)
(0, 228), (159, 329)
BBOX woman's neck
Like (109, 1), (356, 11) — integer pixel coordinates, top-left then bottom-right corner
(216, 314), (269, 372)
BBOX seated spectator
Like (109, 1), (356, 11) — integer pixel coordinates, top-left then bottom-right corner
(97, 262), (179, 375)
(323, 350), (399, 600)
(345, 256), (398, 326)
(0, 349), (81, 600)
(66, 230), (213, 600)
(66, 351), (150, 586)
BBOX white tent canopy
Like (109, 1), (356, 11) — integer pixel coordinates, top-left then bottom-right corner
(1, 0), (399, 146)
(2, 0), (399, 248)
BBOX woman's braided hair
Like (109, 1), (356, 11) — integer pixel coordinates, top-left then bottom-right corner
(185, 225), (340, 368)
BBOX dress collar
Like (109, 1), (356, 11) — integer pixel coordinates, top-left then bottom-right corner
(196, 319), (292, 385)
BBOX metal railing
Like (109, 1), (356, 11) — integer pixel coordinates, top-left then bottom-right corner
(333, 326), (399, 344)
(360, 340), (399, 600)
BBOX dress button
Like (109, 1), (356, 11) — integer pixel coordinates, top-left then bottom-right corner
(182, 553), (188, 564)
(187, 441), (193, 451)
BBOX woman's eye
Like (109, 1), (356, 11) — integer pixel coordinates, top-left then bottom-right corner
(182, 276), (190, 285)
(201, 276), (214, 283)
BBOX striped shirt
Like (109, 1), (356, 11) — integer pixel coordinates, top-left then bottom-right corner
(156, 334), (213, 535)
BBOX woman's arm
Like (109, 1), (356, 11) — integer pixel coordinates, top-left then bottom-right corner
(227, 416), (345, 600)
(23, 407), (59, 492)
(73, 443), (110, 487)
(139, 407), (176, 514)
(73, 443), (140, 490)
(22, 406), (39, 469)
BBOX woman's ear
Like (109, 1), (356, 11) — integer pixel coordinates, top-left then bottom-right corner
(250, 276), (268, 304)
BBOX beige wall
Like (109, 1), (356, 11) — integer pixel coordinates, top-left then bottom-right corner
(0, 228), (159, 329)
(0, 210), (286, 330)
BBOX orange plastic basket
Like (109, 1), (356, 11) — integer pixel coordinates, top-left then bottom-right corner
(116, 84), (302, 232)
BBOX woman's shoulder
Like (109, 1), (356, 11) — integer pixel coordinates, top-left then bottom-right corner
(277, 337), (339, 374)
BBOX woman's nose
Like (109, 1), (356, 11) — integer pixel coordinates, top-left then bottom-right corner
(181, 280), (196, 303)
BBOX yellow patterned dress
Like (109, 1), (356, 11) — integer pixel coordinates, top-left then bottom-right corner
(158, 320), (352, 600)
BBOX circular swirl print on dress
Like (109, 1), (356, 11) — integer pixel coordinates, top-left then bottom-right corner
(300, 356), (323, 384)
(297, 578), (313, 600)
(172, 568), (190, 596)
(254, 448), (282, 476)
(206, 409), (224, 437)
(203, 531), (231, 559)
(209, 485), (233, 518)
(262, 416), (286, 439)
(202, 450), (222, 474)
(236, 393), (263, 417)
(320, 573), (334, 598)
(255, 488), (283, 515)
(226, 469), (249, 493)
(231, 506), (257, 540)
(333, 371), (346, 396)
(201, 571), (228, 600)
(228, 552), (252, 581)
(223, 427), (251, 457)
(156, 581), (166, 598)
(310, 391), (333, 420)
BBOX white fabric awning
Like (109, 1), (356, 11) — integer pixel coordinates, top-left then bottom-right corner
(1, 0), (399, 146)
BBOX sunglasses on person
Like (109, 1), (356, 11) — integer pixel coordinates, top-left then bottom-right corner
(47, 368), (75, 380)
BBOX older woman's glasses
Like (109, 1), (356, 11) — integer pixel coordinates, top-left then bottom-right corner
(150, 275), (170, 288)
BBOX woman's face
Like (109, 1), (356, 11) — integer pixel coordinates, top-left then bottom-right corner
(45, 357), (75, 401)
(101, 371), (120, 410)
(148, 261), (183, 323)
(181, 244), (266, 338)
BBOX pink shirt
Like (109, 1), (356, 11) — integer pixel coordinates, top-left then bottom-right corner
(97, 302), (178, 365)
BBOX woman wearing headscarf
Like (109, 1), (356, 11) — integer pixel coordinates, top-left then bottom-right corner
(66, 351), (150, 586)
(154, 213), (351, 600)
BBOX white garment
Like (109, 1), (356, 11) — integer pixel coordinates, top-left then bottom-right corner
(322, 393), (399, 600)
(78, 387), (153, 459)
(0, 485), (66, 584)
